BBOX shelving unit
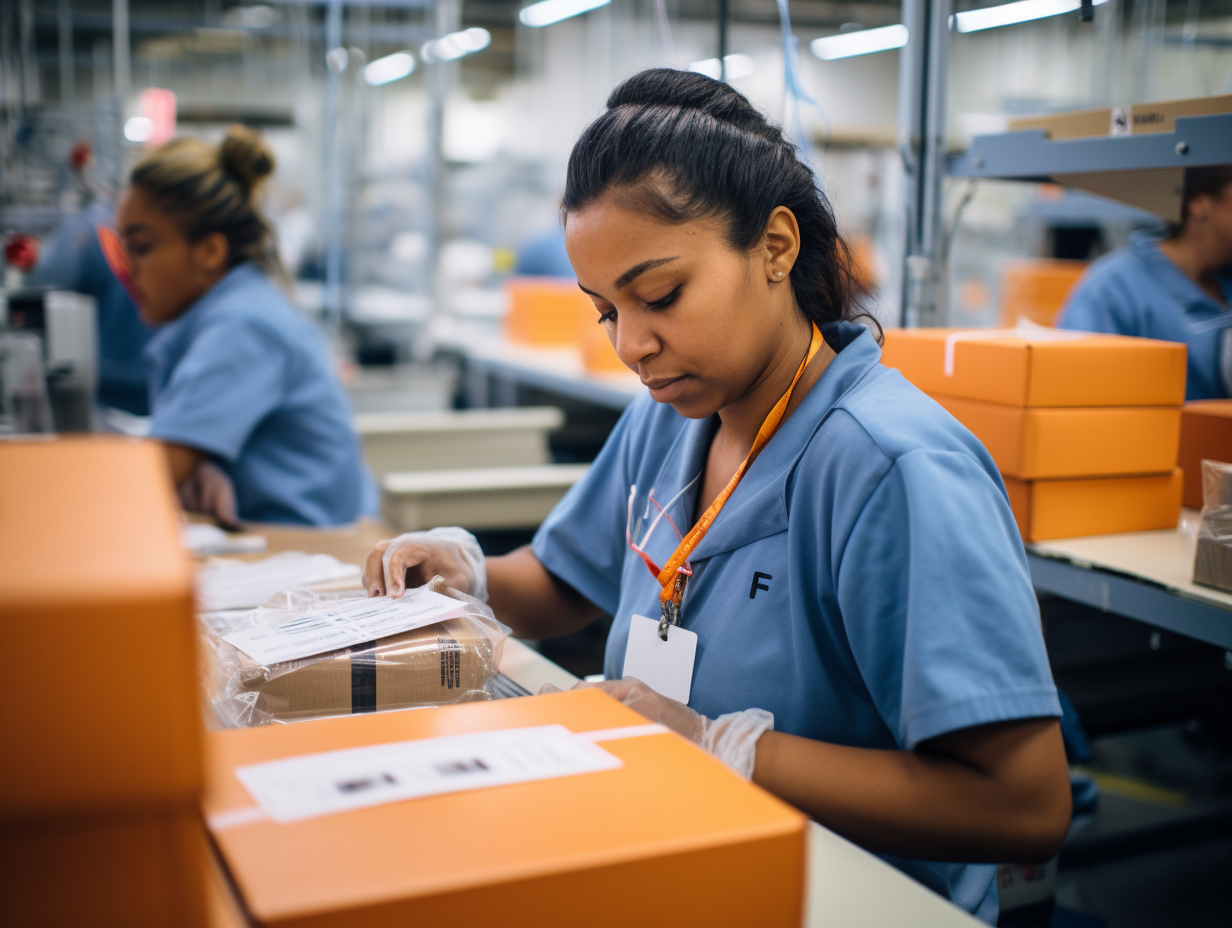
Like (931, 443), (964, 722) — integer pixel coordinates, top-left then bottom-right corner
(948, 112), (1232, 180)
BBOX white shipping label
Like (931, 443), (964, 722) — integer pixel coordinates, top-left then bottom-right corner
(622, 613), (698, 705)
(198, 552), (362, 611)
(233, 724), (623, 824)
(221, 590), (469, 665)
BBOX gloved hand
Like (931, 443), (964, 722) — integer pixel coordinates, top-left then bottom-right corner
(363, 527), (487, 602)
(543, 677), (773, 780)
(177, 459), (240, 530)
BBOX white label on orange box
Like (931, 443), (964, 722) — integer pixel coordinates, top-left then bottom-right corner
(232, 724), (623, 824)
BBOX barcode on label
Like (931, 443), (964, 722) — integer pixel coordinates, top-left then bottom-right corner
(438, 637), (461, 689)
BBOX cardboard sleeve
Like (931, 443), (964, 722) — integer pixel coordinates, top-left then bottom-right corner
(932, 394), (1181, 479)
(881, 328), (1187, 407)
(204, 689), (807, 928)
(0, 438), (203, 821)
(1003, 469), (1183, 542)
(1178, 400), (1232, 509)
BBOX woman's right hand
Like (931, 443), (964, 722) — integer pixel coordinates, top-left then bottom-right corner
(363, 527), (488, 601)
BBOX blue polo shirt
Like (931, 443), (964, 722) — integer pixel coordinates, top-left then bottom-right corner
(145, 262), (375, 525)
(1057, 233), (1232, 400)
(532, 321), (1061, 924)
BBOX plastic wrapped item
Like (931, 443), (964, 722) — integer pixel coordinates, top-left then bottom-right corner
(203, 582), (509, 727)
(1192, 459), (1232, 592)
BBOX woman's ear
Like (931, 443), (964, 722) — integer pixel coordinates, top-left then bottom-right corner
(762, 206), (801, 282)
(192, 232), (230, 276)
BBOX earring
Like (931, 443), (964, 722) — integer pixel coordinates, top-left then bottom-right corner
(774, 270), (785, 279)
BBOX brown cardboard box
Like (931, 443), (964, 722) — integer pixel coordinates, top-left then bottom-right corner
(0, 808), (209, 928)
(1008, 93), (1232, 139)
(1003, 470), (1183, 542)
(229, 617), (497, 724)
(205, 689), (807, 928)
(933, 395), (1181, 479)
(0, 438), (202, 820)
(1178, 401), (1232, 508)
(881, 328), (1187, 408)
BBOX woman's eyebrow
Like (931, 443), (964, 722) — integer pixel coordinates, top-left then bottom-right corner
(614, 256), (678, 290)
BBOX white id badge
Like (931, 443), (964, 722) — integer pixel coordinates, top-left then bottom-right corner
(622, 614), (698, 705)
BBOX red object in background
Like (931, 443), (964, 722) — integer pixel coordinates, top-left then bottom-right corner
(4, 233), (39, 271)
(69, 141), (92, 170)
(96, 225), (140, 304)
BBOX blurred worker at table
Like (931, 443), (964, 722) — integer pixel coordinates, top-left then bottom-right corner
(1057, 165), (1232, 400)
(116, 125), (374, 527)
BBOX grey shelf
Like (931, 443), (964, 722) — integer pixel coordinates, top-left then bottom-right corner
(949, 112), (1232, 180)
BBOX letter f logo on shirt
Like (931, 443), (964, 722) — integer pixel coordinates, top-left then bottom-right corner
(749, 571), (772, 599)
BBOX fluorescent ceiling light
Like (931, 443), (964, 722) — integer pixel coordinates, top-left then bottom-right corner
(422, 27), (491, 62)
(363, 51), (415, 85)
(519, 0), (610, 28)
(953, 0), (1109, 33)
(124, 116), (153, 142)
(688, 54), (755, 80)
(811, 24), (908, 60)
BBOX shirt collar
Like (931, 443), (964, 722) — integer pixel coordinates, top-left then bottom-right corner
(672, 321), (882, 563)
(144, 262), (264, 366)
(1129, 232), (1232, 316)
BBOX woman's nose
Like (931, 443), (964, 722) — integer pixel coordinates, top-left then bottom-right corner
(613, 312), (659, 369)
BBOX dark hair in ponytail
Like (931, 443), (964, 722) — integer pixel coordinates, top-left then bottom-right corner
(563, 68), (863, 332)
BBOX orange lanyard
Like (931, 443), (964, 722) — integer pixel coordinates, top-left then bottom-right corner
(655, 323), (824, 638)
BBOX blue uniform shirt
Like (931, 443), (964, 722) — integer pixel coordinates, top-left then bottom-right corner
(29, 202), (154, 414)
(533, 321), (1061, 923)
(145, 262), (375, 525)
(1056, 233), (1232, 400)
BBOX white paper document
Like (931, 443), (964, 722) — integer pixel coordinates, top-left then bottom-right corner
(197, 552), (362, 611)
(234, 724), (623, 823)
(221, 590), (469, 665)
(181, 523), (268, 556)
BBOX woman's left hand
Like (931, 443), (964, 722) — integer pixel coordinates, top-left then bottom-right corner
(541, 677), (773, 779)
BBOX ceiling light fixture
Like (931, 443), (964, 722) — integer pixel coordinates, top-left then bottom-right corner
(811, 24), (908, 60)
(953, 0), (1109, 34)
(519, 0), (611, 28)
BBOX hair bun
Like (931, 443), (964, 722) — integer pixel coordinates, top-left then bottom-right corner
(219, 124), (275, 191)
(606, 68), (770, 136)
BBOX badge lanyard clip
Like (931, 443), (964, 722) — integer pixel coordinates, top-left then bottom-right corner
(650, 323), (824, 640)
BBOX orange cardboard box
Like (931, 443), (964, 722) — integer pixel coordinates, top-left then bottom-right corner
(1003, 469), (1183, 542)
(1178, 400), (1232, 509)
(578, 315), (628, 373)
(1008, 93), (1232, 139)
(504, 276), (592, 346)
(933, 394), (1181, 479)
(0, 438), (202, 821)
(205, 688), (806, 928)
(881, 328), (1187, 407)
(998, 259), (1087, 328)
(0, 807), (209, 928)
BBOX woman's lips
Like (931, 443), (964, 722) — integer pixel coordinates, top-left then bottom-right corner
(643, 374), (689, 403)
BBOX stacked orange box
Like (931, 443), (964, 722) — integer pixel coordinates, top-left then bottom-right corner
(504, 276), (593, 347)
(204, 688), (807, 927)
(1178, 401), (1232, 509)
(881, 329), (1187, 542)
(0, 437), (212, 927)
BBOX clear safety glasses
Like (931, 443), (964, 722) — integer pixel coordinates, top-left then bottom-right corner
(625, 476), (699, 581)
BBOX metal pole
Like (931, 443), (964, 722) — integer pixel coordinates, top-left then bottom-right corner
(898, 0), (950, 328)
(323, 0), (344, 327)
(58, 0), (75, 128)
(426, 0), (461, 314)
(112, 0), (130, 108)
(718, 0), (729, 81)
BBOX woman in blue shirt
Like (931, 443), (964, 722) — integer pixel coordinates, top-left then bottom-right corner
(1057, 165), (1232, 400)
(365, 70), (1069, 922)
(116, 126), (372, 526)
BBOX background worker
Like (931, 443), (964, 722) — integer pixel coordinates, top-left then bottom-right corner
(116, 125), (374, 526)
(363, 70), (1071, 924)
(1057, 165), (1232, 399)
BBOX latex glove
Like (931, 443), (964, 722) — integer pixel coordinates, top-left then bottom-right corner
(363, 527), (487, 602)
(177, 460), (240, 530)
(543, 677), (773, 780)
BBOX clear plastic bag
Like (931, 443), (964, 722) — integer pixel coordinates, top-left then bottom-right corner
(1193, 460), (1232, 592)
(202, 581), (509, 728)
